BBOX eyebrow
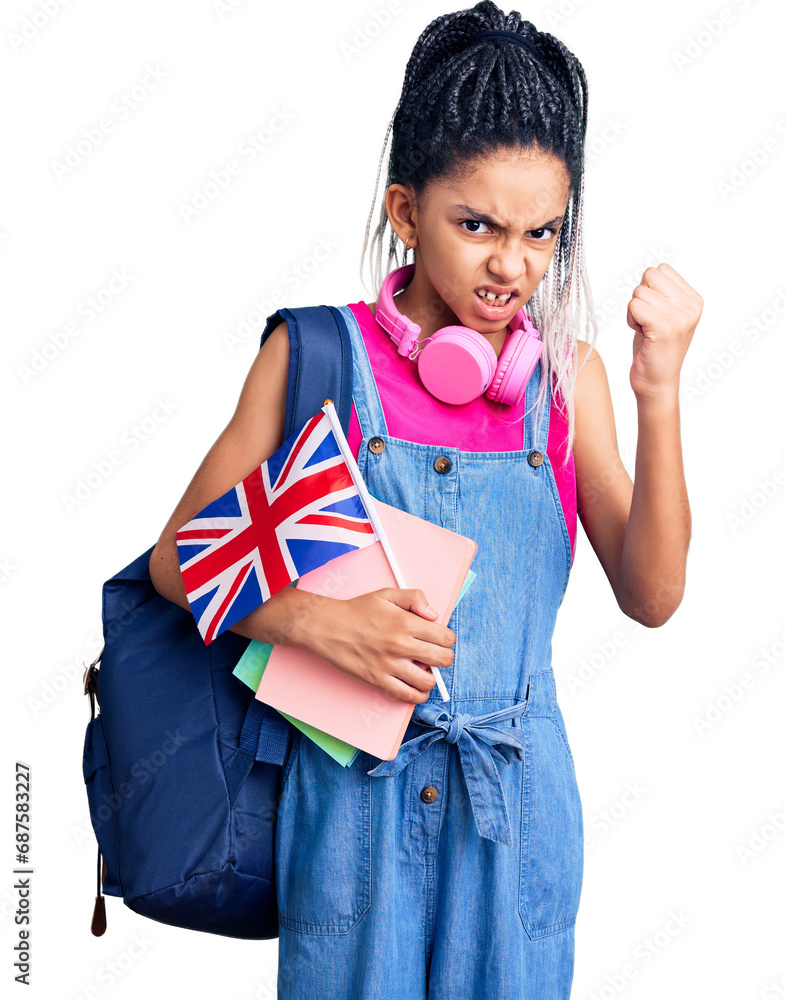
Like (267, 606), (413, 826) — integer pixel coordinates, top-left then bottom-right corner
(451, 203), (564, 230)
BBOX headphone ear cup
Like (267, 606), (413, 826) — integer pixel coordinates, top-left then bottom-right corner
(486, 327), (543, 406)
(416, 327), (497, 405)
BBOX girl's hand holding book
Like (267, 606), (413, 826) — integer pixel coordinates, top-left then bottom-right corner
(302, 588), (456, 705)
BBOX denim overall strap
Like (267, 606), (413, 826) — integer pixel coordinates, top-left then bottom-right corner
(335, 305), (389, 439)
(532, 355), (552, 453)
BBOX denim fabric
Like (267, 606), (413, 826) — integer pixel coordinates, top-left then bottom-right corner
(276, 304), (584, 999)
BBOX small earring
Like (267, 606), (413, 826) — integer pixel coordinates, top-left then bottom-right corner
(404, 234), (417, 253)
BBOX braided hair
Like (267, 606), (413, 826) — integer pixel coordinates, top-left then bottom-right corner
(360, 1), (598, 463)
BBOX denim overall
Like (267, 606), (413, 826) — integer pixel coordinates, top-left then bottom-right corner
(275, 304), (584, 1000)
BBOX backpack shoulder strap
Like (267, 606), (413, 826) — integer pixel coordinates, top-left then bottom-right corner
(243, 303), (355, 768)
(260, 305), (354, 439)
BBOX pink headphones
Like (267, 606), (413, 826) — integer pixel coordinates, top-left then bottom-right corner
(374, 263), (543, 407)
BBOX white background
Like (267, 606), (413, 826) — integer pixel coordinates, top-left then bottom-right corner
(3, 0), (785, 997)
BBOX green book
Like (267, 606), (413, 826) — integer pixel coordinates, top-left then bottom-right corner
(233, 568), (477, 767)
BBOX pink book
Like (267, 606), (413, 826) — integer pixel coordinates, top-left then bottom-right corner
(255, 499), (477, 760)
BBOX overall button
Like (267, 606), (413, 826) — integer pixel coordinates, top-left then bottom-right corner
(527, 449), (544, 467)
(420, 786), (438, 803)
(368, 437), (386, 454)
(433, 456), (452, 475)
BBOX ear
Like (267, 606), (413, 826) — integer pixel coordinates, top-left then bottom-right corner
(384, 183), (418, 238)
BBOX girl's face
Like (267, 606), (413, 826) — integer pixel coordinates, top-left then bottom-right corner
(385, 145), (572, 354)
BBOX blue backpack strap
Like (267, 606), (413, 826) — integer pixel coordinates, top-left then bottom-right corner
(225, 700), (292, 806)
(260, 305), (354, 438)
(230, 303), (355, 791)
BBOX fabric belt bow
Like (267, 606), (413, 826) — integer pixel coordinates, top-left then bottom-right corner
(366, 701), (528, 847)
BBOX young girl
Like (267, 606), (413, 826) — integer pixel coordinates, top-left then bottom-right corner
(150, 3), (702, 996)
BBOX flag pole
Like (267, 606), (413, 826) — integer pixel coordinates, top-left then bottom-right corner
(322, 400), (450, 703)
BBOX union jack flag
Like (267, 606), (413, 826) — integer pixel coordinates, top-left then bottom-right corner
(176, 409), (377, 644)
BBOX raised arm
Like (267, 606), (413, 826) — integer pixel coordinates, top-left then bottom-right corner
(572, 263), (701, 627)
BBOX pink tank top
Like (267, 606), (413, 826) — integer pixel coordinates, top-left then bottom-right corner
(345, 302), (576, 567)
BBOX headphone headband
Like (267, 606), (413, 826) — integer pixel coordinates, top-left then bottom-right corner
(376, 263), (534, 358)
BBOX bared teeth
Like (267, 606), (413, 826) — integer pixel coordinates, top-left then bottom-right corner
(477, 289), (511, 304)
